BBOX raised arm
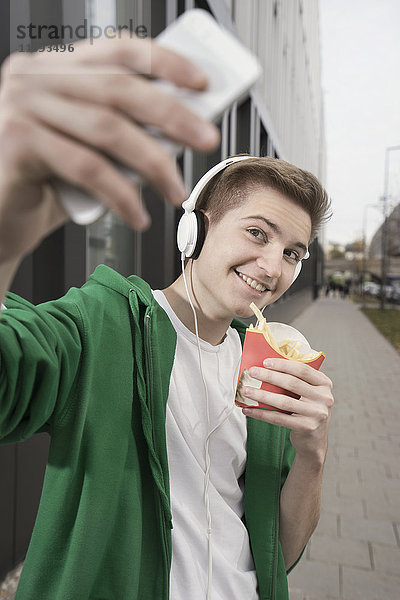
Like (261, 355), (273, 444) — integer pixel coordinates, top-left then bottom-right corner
(0, 34), (220, 304)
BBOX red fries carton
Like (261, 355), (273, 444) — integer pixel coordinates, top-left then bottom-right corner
(235, 322), (325, 411)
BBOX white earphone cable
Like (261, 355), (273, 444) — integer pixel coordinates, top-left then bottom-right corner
(181, 254), (235, 600)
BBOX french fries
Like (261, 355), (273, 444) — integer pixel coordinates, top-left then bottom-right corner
(249, 302), (319, 361)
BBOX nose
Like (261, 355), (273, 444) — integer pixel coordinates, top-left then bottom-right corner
(256, 247), (282, 280)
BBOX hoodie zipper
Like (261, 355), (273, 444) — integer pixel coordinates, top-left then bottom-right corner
(270, 427), (284, 599)
(145, 312), (171, 584)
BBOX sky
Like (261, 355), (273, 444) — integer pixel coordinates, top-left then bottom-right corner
(319, 0), (400, 247)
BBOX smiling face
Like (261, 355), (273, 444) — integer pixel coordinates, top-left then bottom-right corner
(190, 186), (312, 321)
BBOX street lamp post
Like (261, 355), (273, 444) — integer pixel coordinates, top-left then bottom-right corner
(381, 145), (400, 310)
(362, 203), (380, 307)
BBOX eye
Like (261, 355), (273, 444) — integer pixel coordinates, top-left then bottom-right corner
(284, 249), (300, 263)
(247, 228), (267, 242)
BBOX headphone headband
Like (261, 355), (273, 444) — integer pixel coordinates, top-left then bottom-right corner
(182, 155), (257, 213)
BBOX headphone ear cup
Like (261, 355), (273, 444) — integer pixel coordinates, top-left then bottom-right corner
(190, 210), (206, 260)
(177, 210), (205, 258)
(291, 260), (302, 285)
(177, 211), (197, 256)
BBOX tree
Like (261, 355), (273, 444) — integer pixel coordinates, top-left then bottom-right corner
(330, 247), (345, 259)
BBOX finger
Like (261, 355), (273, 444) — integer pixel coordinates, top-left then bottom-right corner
(65, 35), (209, 90)
(21, 73), (218, 151)
(241, 403), (330, 431)
(22, 117), (152, 230)
(241, 386), (316, 417)
(262, 358), (332, 388)
(247, 366), (319, 400)
(241, 406), (302, 429)
(97, 75), (220, 150)
(6, 63), (219, 151)
(23, 91), (188, 206)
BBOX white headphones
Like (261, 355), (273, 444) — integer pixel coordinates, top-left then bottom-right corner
(176, 155), (309, 284)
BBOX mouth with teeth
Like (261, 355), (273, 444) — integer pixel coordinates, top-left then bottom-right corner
(234, 270), (270, 294)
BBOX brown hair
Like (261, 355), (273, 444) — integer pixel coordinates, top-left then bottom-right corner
(196, 155), (332, 240)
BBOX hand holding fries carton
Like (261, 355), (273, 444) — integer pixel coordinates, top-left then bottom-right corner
(235, 303), (325, 411)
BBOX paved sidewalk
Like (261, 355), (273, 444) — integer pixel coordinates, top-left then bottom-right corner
(287, 297), (400, 600)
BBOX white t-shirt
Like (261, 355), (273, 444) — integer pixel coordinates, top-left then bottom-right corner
(153, 290), (258, 600)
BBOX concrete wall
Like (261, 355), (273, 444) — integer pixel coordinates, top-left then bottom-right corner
(232, 0), (325, 179)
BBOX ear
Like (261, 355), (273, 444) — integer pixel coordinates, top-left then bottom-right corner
(200, 210), (210, 234)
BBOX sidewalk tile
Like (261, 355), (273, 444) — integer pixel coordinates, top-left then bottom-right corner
(321, 493), (364, 518)
(361, 478), (400, 493)
(388, 433), (400, 444)
(381, 418), (400, 434)
(338, 481), (387, 503)
(322, 461), (361, 484)
(309, 534), (371, 569)
(385, 488), (400, 507)
(386, 462), (400, 479)
(287, 560), (340, 598)
(394, 523), (400, 547)
(304, 595), (340, 600)
(371, 542), (400, 576)
(342, 565), (400, 600)
(333, 445), (357, 460)
(355, 451), (398, 471)
(358, 465), (391, 483)
(374, 439), (400, 454)
(340, 515), (397, 545)
(314, 510), (338, 537)
(288, 588), (306, 600)
(338, 457), (387, 475)
(321, 476), (338, 498)
(364, 499), (400, 521)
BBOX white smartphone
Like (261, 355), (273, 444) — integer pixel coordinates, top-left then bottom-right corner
(56, 9), (262, 225)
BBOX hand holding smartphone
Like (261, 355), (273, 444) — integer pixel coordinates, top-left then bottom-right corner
(57, 9), (261, 225)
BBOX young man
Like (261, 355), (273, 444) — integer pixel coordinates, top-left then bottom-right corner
(0, 150), (333, 598)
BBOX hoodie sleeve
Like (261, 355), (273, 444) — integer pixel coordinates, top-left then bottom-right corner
(0, 292), (82, 443)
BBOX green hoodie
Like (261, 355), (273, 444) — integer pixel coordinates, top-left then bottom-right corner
(0, 265), (297, 599)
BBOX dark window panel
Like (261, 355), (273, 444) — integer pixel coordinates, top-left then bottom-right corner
(0, 0), (9, 61)
(141, 185), (167, 289)
(9, 256), (34, 304)
(0, 444), (16, 579)
(178, 0), (186, 16)
(194, 0), (212, 13)
(150, 0), (166, 37)
(64, 223), (87, 290)
(32, 229), (66, 305)
(236, 98), (251, 155)
(260, 123), (268, 157)
(14, 435), (50, 565)
(10, 227), (71, 304)
(30, 0), (63, 51)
